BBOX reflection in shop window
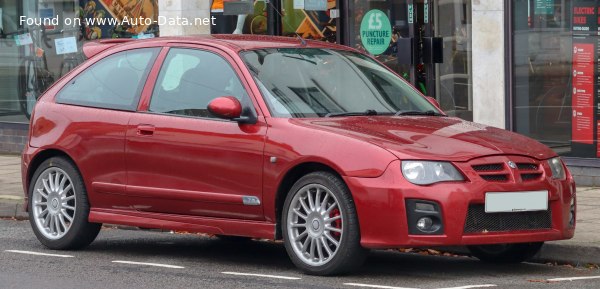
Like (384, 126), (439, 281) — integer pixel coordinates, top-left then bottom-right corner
(0, 0), (159, 123)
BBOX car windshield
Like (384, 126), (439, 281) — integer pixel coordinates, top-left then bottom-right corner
(241, 48), (437, 118)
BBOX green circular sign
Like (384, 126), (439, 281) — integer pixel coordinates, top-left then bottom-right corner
(360, 9), (392, 55)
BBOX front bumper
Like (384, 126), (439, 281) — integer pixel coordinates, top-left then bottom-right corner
(345, 159), (576, 249)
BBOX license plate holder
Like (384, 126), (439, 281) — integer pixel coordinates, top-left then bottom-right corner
(485, 191), (548, 213)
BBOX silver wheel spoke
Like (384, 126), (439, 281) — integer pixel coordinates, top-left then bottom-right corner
(61, 209), (73, 222)
(54, 173), (61, 192)
(63, 205), (75, 211)
(325, 215), (341, 224)
(62, 195), (75, 203)
(326, 226), (342, 233)
(58, 214), (68, 230)
(42, 179), (52, 196)
(316, 237), (324, 261)
(39, 208), (48, 218)
(320, 193), (329, 212)
(37, 188), (48, 199)
(60, 184), (73, 196)
(324, 232), (339, 247)
(293, 208), (307, 220)
(301, 237), (311, 251)
(309, 238), (316, 260)
(299, 198), (310, 214)
(315, 188), (321, 211)
(325, 202), (337, 215)
(320, 237), (333, 256)
(307, 191), (315, 211)
(295, 230), (308, 242)
(34, 202), (47, 207)
(290, 223), (304, 228)
(58, 174), (67, 191)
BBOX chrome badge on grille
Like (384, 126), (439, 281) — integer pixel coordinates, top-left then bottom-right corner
(507, 161), (517, 169)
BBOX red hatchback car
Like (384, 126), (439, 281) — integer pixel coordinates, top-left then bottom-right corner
(22, 35), (575, 275)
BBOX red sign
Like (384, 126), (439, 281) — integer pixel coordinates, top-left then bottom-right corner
(572, 43), (595, 144)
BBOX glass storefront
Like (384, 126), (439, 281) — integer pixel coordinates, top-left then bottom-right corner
(347, 0), (473, 120)
(0, 0), (158, 124)
(512, 0), (597, 158)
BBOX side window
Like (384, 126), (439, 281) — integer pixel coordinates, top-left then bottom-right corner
(149, 48), (247, 119)
(57, 48), (159, 111)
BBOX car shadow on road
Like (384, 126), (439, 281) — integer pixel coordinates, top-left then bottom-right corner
(83, 228), (561, 278)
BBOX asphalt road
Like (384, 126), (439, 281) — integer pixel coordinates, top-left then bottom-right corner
(0, 219), (598, 289)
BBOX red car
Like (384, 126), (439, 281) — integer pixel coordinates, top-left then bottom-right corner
(22, 35), (575, 275)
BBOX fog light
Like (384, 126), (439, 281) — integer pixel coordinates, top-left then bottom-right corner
(416, 217), (434, 231)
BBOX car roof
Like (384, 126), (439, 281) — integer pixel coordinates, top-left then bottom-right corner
(83, 34), (357, 59)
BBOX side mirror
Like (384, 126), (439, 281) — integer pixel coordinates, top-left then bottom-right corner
(207, 96), (242, 120)
(426, 96), (441, 110)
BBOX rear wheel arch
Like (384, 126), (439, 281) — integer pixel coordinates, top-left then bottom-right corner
(27, 149), (79, 197)
(275, 162), (350, 240)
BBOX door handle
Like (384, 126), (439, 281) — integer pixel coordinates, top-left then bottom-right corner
(136, 124), (155, 136)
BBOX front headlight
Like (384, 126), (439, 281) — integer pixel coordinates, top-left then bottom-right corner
(548, 157), (566, 179)
(401, 161), (464, 185)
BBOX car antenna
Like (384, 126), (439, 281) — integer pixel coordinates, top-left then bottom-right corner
(266, 1), (307, 46)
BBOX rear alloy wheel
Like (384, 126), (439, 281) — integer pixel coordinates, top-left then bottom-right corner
(29, 157), (101, 250)
(283, 172), (366, 275)
(468, 242), (544, 263)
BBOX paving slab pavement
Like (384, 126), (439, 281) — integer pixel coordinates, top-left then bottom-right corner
(0, 154), (598, 265)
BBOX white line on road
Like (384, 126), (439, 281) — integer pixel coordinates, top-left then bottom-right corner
(436, 285), (497, 289)
(344, 283), (419, 289)
(5, 250), (74, 258)
(547, 276), (600, 282)
(112, 260), (185, 269)
(221, 271), (301, 280)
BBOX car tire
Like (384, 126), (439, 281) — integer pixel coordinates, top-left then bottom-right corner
(28, 157), (101, 250)
(282, 171), (367, 275)
(468, 242), (544, 263)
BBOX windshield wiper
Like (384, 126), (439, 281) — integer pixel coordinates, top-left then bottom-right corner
(325, 109), (379, 117)
(395, 110), (446, 117)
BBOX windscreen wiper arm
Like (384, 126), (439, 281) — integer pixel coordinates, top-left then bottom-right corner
(325, 109), (378, 117)
(395, 110), (445, 117)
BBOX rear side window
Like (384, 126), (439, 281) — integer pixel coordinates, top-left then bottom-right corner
(57, 48), (159, 111)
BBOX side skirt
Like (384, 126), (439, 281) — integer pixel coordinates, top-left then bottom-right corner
(89, 208), (276, 239)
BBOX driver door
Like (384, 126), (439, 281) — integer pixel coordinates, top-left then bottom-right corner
(125, 47), (267, 220)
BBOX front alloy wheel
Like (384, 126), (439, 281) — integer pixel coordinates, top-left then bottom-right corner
(283, 172), (366, 275)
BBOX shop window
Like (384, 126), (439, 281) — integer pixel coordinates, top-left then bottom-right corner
(57, 48), (158, 111)
(149, 48), (246, 119)
(512, 0), (587, 157)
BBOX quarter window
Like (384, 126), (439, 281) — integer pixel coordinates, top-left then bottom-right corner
(57, 48), (159, 111)
(149, 48), (247, 119)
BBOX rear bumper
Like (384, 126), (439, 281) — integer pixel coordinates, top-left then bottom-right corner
(345, 160), (576, 249)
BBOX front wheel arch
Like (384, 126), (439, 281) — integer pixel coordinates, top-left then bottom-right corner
(275, 162), (347, 240)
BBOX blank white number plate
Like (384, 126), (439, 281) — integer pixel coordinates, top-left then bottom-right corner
(485, 191), (548, 213)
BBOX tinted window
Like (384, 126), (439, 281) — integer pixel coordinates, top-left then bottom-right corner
(57, 48), (159, 111)
(149, 48), (247, 119)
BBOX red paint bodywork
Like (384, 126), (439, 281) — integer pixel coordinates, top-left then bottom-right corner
(22, 35), (575, 247)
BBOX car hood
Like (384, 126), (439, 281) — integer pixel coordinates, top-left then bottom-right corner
(289, 116), (557, 162)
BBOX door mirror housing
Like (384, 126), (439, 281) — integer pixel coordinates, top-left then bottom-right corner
(426, 96), (442, 110)
(208, 96), (242, 120)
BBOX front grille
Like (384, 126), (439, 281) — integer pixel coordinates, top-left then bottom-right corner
(464, 204), (552, 233)
(480, 174), (509, 182)
(517, 163), (538, 171)
(472, 164), (503, 171)
(521, 173), (542, 181)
